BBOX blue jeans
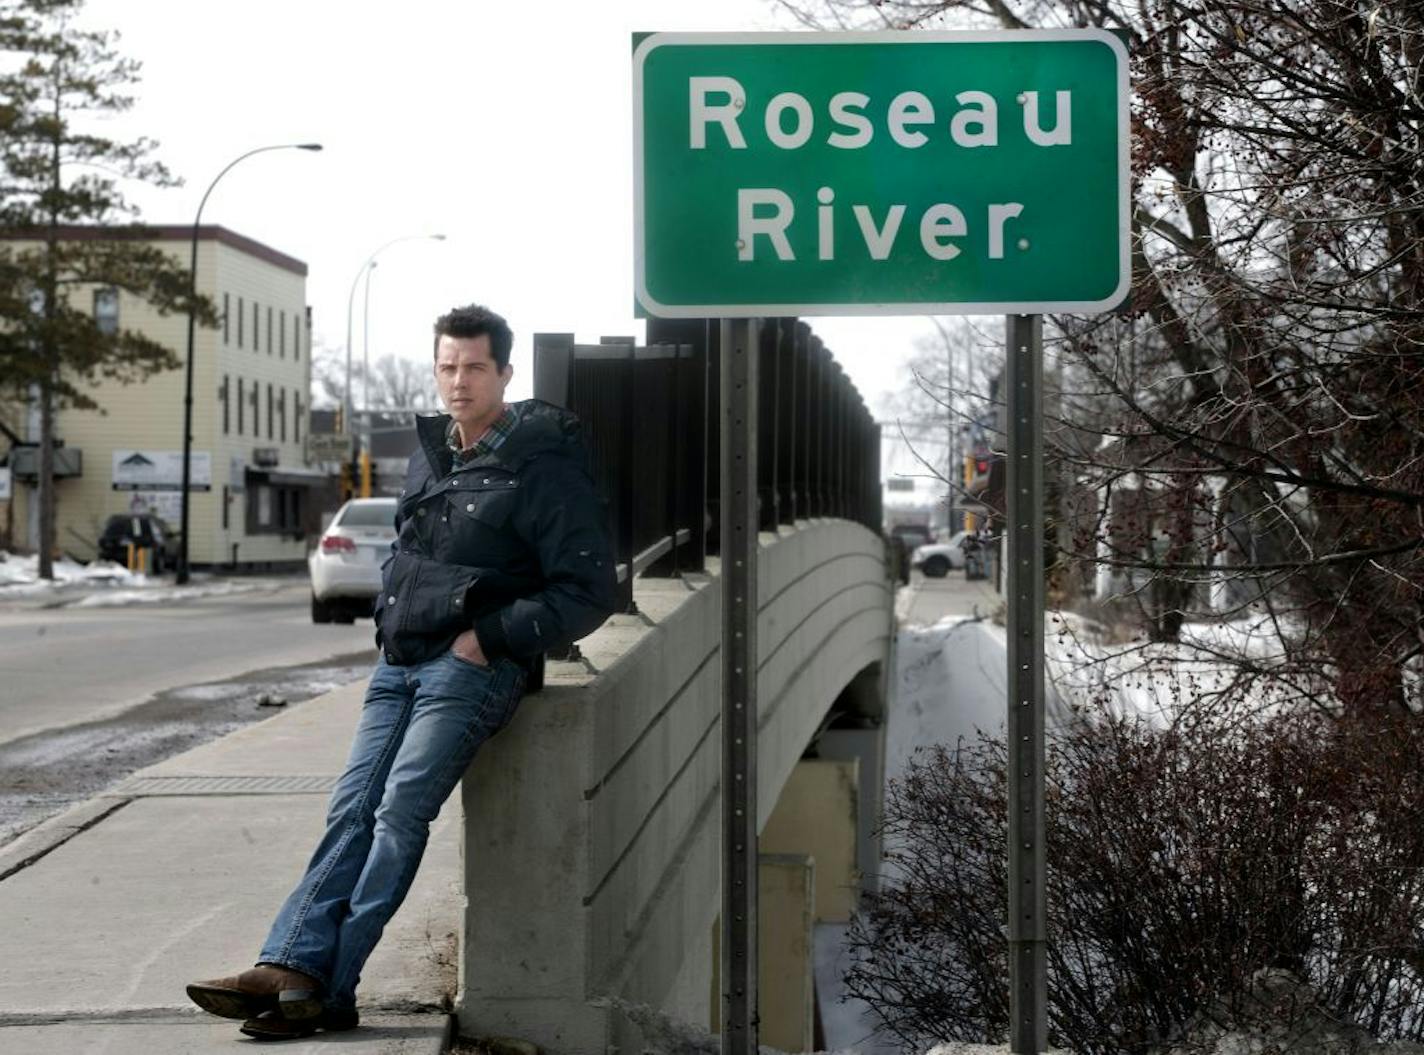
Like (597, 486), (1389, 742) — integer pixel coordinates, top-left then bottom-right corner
(257, 651), (525, 1010)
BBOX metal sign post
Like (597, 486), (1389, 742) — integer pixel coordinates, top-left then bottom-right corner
(1005, 313), (1047, 1052)
(633, 31), (1130, 1054)
(720, 317), (761, 1055)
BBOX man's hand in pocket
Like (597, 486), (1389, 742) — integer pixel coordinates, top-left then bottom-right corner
(452, 629), (489, 668)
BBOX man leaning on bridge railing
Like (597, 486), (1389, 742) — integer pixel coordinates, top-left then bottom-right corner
(184, 303), (620, 1041)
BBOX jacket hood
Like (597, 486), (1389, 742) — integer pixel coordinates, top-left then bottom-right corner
(414, 399), (585, 477)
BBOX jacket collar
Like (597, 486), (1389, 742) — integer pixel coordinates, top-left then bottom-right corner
(414, 400), (582, 479)
(416, 413), (457, 479)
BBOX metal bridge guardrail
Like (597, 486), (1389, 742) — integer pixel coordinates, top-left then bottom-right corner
(533, 318), (882, 618)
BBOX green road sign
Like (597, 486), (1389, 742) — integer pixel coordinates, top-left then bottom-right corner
(633, 31), (1129, 318)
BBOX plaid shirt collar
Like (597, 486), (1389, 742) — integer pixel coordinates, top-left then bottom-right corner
(447, 404), (517, 466)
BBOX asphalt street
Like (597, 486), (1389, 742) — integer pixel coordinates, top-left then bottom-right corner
(0, 578), (373, 746)
(0, 577), (378, 847)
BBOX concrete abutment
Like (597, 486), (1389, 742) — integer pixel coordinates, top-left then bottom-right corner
(456, 519), (893, 1054)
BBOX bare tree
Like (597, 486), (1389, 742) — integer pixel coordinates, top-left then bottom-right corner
(881, 317), (1003, 509)
(773, 0), (1424, 1047)
(309, 341), (436, 413)
(781, 0), (1424, 716)
(365, 353), (437, 411)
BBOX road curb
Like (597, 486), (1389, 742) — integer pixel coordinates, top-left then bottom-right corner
(0, 1009), (453, 1053)
(0, 796), (131, 882)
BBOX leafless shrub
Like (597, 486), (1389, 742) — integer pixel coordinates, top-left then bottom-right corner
(846, 709), (1424, 1053)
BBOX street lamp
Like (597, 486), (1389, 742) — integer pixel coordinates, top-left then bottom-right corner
(177, 142), (322, 585)
(362, 260), (377, 414)
(342, 233), (446, 434)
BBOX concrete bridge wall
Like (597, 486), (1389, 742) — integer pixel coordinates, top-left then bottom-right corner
(457, 518), (893, 1054)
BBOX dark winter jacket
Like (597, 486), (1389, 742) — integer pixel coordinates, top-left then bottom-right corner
(373, 400), (619, 669)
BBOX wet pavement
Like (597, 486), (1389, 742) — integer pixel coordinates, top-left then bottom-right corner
(0, 649), (375, 847)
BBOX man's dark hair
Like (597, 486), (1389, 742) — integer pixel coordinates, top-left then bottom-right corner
(432, 304), (514, 371)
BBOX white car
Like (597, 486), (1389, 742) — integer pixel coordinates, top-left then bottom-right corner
(911, 530), (971, 577)
(309, 498), (398, 623)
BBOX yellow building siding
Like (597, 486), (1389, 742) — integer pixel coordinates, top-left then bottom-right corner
(2, 227), (319, 567)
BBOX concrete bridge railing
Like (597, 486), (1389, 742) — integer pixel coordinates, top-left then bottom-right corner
(457, 517), (893, 1055)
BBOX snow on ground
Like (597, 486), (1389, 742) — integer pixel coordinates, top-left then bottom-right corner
(1046, 608), (1313, 726)
(0, 551), (137, 593)
(890, 604), (1310, 775)
(893, 580), (920, 623)
(0, 550), (269, 608)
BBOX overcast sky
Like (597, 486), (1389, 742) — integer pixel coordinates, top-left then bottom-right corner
(85, 0), (982, 499)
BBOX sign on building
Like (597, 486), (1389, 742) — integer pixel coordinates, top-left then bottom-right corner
(111, 450), (211, 492)
(633, 30), (1130, 317)
(306, 433), (355, 463)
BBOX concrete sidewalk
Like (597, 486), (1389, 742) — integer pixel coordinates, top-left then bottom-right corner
(898, 569), (1002, 627)
(0, 675), (457, 1053)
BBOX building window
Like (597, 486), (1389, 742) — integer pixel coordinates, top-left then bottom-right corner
(222, 375), (230, 435)
(223, 293), (230, 344)
(93, 287), (118, 336)
(237, 297), (244, 348)
(279, 389), (287, 443)
(237, 377), (245, 434)
(294, 309), (302, 361)
(267, 306), (273, 356)
(267, 383), (274, 440)
(294, 392), (302, 445)
(251, 379), (259, 436)
(253, 301), (260, 352)
(247, 483), (303, 535)
(279, 310), (286, 358)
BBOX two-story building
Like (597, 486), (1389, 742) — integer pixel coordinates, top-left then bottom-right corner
(0, 225), (329, 570)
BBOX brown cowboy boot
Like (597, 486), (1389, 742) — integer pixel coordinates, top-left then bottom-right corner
(185, 964), (323, 1021)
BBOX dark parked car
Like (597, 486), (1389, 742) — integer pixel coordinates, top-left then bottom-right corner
(889, 523), (935, 550)
(98, 513), (171, 573)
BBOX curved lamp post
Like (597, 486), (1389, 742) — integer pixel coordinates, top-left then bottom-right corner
(177, 142), (322, 585)
(342, 233), (446, 433)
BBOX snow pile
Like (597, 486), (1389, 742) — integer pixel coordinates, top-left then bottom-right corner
(892, 607), (1312, 761)
(1045, 608), (1313, 727)
(0, 551), (142, 594)
(0, 550), (271, 608)
(1162, 969), (1424, 1055)
(893, 581), (920, 623)
(891, 615), (1081, 765)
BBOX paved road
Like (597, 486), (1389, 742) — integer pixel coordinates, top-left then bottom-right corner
(0, 579), (373, 746)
